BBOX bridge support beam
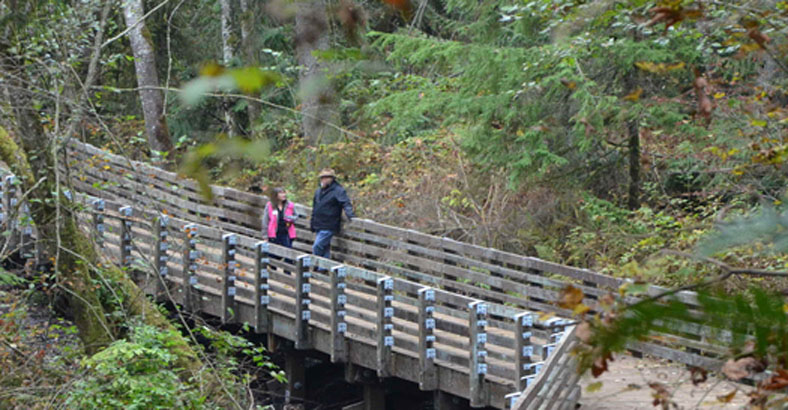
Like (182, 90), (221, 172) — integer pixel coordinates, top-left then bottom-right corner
(340, 377), (386, 410)
(361, 383), (385, 410)
(434, 391), (469, 410)
(284, 349), (306, 406)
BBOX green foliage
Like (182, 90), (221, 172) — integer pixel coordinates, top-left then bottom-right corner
(181, 66), (283, 106)
(360, 3), (706, 186)
(65, 322), (204, 409)
(698, 205), (788, 257)
(180, 137), (270, 200)
(0, 267), (27, 286)
(579, 286), (788, 375)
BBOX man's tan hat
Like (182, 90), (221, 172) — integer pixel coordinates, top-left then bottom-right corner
(318, 168), (336, 178)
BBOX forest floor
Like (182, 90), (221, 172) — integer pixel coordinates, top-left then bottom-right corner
(580, 354), (749, 409)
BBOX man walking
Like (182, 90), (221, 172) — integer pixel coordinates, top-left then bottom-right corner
(311, 168), (355, 260)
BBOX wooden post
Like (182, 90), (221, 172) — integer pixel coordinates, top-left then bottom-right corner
(221, 233), (238, 324)
(183, 224), (198, 311)
(330, 264), (348, 363)
(294, 254), (312, 349)
(5, 176), (16, 240)
(254, 241), (270, 333)
(468, 301), (488, 407)
(418, 287), (438, 390)
(362, 383), (386, 410)
(119, 206), (133, 268)
(543, 317), (568, 359)
(0, 177), (4, 229)
(433, 391), (466, 410)
(377, 276), (394, 378)
(19, 203), (32, 260)
(0, 177), (5, 231)
(155, 214), (169, 275)
(4, 175), (15, 214)
(504, 392), (521, 410)
(285, 350), (306, 406)
(514, 311), (535, 392)
(153, 214), (169, 297)
(92, 199), (105, 248)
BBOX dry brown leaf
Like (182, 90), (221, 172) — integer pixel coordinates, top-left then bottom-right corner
(721, 357), (761, 381)
(762, 368), (788, 391)
(716, 390), (736, 403)
(690, 366), (708, 386)
(591, 352), (613, 377)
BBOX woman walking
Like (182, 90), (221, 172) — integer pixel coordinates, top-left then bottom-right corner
(263, 187), (298, 248)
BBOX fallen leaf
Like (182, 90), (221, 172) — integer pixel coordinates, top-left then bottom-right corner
(716, 390), (736, 403)
(762, 368), (788, 391)
(722, 357), (763, 381)
(690, 366), (708, 385)
(623, 87), (643, 102)
(586, 381), (603, 393)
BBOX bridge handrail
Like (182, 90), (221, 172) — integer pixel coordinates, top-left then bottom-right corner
(509, 325), (580, 410)
(68, 191), (579, 408)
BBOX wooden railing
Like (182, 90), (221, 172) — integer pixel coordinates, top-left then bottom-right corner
(61, 139), (728, 373)
(62, 191), (576, 409)
(506, 326), (580, 410)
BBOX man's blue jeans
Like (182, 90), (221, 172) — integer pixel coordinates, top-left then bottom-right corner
(312, 230), (334, 260)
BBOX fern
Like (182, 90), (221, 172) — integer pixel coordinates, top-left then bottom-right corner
(0, 267), (27, 286)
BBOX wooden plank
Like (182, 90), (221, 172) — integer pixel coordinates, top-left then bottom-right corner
(67, 150), (262, 228)
(513, 326), (577, 408)
(545, 364), (581, 410)
(340, 228), (608, 299)
(531, 340), (576, 409)
(626, 340), (724, 370)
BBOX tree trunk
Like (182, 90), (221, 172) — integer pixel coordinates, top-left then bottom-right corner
(239, 0), (262, 134)
(627, 120), (640, 210)
(295, 1), (339, 145)
(220, 0), (236, 66)
(1, 86), (114, 353)
(219, 0), (241, 138)
(122, 0), (173, 160)
(0, 10), (203, 373)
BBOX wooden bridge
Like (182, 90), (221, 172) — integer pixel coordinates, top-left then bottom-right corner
(0, 139), (734, 409)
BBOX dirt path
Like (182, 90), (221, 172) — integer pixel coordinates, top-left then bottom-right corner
(579, 354), (749, 409)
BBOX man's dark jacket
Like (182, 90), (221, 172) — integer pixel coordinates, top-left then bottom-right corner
(310, 181), (355, 233)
